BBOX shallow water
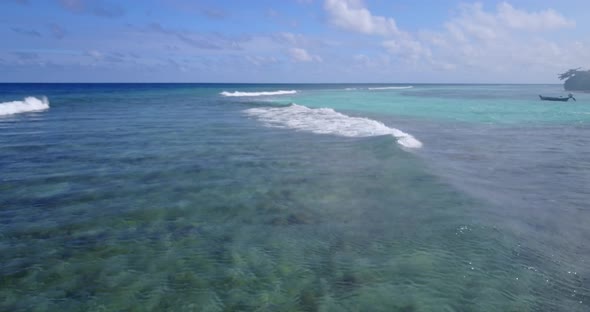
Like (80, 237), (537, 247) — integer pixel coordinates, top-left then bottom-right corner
(1, 83), (589, 311)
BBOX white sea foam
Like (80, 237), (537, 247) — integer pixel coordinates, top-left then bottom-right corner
(220, 90), (297, 97)
(0, 96), (50, 116)
(368, 86), (413, 90)
(244, 104), (422, 148)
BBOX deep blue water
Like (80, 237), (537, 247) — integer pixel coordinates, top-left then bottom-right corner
(1, 83), (589, 311)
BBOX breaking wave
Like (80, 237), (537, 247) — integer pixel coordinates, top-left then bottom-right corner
(244, 104), (422, 148)
(368, 86), (413, 90)
(0, 96), (50, 116)
(220, 90), (297, 97)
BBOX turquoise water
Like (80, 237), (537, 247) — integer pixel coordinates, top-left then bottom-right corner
(1, 84), (589, 311)
(278, 84), (590, 124)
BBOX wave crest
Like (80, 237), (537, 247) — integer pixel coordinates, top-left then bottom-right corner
(244, 104), (422, 148)
(220, 90), (297, 97)
(0, 96), (50, 116)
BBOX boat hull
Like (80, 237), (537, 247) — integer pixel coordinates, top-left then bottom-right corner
(539, 95), (570, 102)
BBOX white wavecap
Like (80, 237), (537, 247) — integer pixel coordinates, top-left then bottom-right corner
(0, 96), (50, 116)
(368, 86), (413, 90)
(220, 90), (297, 97)
(244, 104), (422, 148)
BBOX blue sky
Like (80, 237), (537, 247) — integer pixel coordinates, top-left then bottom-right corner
(1, 0), (589, 82)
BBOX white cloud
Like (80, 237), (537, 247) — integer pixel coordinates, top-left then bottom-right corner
(246, 55), (279, 66)
(497, 2), (575, 31)
(446, 3), (498, 41)
(322, 0), (578, 69)
(429, 3), (581, 73)
(5, 1), (584, 83)
(273, 32), (309, 46)
(382, 37), (431, 62)
(86, 50), (103, 60)
(234, 32), (329, 67)
(365, 2), (582, 80)
(321, 0), (442, 64)
(266, 8), (279, 18)
(289, 48), (322, 62)
(443, 2), (575, 44)
(324, 0), (399, 36)
(353, 54), (391, 69)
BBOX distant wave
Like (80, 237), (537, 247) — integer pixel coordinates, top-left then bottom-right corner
(368, 86), (413, 90)
(0, 96), (50, 116)
(220, 90), (297, 97)
(244, 104), (422, 148)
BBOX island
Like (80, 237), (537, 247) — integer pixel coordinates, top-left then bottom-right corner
(559, 68), (590, 91)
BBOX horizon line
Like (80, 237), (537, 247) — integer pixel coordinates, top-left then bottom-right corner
(0, 82), (563, 85)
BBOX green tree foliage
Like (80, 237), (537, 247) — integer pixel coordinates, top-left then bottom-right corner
(559, 68), (590, 91)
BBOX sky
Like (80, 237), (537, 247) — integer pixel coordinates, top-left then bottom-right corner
(1, 0), (589, 83)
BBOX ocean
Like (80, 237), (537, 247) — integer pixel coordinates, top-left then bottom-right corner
(1, 83), (589, 311)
